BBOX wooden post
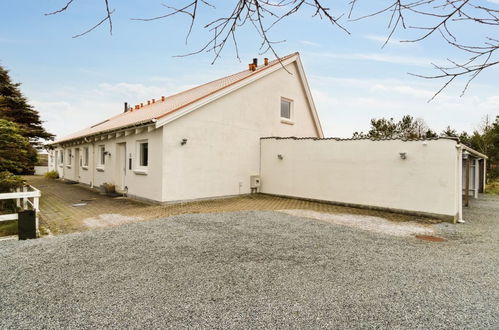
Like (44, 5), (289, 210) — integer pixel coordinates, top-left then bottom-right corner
(464, 157), (470, 207)
(22, 186), (28, 209)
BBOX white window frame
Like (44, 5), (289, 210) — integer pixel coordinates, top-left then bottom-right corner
(280, 97), (294, 124)
(83, 147), (89, 169)
(67, 149), (72, 168)
(96, 145), (105, 171)
(134, 139), (149, 175)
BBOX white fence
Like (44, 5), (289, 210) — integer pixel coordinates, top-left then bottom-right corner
(0, 186), (41, 235)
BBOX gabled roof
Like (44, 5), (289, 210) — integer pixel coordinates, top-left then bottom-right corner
(55, 52), (323, 143)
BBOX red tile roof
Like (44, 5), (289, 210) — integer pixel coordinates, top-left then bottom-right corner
(56, 52), (299, 143)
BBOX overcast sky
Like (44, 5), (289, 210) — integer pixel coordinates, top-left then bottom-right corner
(0, 1), (497, 139)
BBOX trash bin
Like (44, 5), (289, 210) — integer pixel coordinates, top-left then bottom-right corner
(18, 210), (37, 240)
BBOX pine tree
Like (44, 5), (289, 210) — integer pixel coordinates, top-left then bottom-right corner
(0, 119), (34, 174)
(0, 66), (54, 145)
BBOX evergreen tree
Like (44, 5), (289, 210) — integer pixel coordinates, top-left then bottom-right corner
(0, 66), (54, 145)
(0, 119), (34, 175)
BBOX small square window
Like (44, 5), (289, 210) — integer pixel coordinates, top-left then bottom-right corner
(280, 99), (292, 119)
(139, 142), (148, 167)
(67, 149), (72, 165)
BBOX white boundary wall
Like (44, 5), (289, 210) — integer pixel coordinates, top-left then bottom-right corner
(260, 138), (460, 220)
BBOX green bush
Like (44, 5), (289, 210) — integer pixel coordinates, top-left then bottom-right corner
(0, 171), (25, 193)
(45, 170), (59, 179)
(0, 171), (25, 213)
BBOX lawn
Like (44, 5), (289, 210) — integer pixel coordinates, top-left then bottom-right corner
(0, 220), (17, 236)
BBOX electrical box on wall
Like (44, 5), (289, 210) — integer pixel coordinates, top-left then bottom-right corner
(250, 175), (261, 188)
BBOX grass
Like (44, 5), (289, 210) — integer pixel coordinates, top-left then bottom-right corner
(0, 220), (18, 237)
(485, 178), (499, 195)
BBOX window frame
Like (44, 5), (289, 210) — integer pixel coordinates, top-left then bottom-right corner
(280, 97), (294, 124)
(67, 149), (72, 167)
(97, 145), (105, 170)
(83, 147), (89, 168)
(134, 139), (149, 175)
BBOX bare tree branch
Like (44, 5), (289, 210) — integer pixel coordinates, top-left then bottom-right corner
(46, 0), (499, 100)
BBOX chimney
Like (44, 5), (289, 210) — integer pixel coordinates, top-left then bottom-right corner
(248, 63), (252, 71)
(152, 99), (155, 104)
(140, 103), (143, 108)
(253, 58), (258, 67)
(161, 96), (166, 101)
(264, 58), (269, 66)
(124, 102), (128, 112)
(135, 105), (140, 110)
(147, 100), (151, 105)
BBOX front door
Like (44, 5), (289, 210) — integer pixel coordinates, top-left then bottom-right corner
(116, 143), (126, 191)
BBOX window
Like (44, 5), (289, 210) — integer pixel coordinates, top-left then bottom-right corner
(99, 145), (105, 166)
(83, 147), (89, 166)
(59, 150), (63, 163)
(139, 141), (148, 167)
(280, 98), (292, 120)
(67, 149), (72, 165)
(55, 151), (59, 165)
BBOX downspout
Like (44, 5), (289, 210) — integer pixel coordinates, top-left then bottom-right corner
(91, 142), (95, 189)
(456, 144), (464, 223)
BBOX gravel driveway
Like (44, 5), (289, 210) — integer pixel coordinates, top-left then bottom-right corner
(1, 196), (498, 329)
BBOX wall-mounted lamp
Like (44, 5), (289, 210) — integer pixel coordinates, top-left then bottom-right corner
(181, 138), (188, 146)
(462, 150), (469, 160)
(104, 151), (111, 157)
(399, 152), (407, 160)
(277, 154), (284, 160)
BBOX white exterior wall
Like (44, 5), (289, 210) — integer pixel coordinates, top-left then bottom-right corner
(161, 62), (320, 202)
(260, 138), (460, 219)
(50, 128), (163, 202)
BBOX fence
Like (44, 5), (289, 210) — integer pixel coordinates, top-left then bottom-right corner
(0, 186), (41, 239)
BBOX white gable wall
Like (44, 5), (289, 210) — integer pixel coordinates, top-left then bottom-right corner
(161, 62), (320, 202)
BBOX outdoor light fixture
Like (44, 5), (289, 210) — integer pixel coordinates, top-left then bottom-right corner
(277, 154), (284, 160)
(104, 151), (111, 157)
(462, 151), (469, 159)
(181, 138), (188, 146)
(399, 152), (407, 160)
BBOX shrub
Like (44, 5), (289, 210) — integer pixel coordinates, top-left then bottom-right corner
(485, 179), (499, 195)
(45, 170), (59, 179)
(0, 171), (25, 213)
(0, 171), (25, 193)
(101, 183), (116, 194)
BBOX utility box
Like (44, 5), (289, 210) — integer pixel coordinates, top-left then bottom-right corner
(18, 210), (37, 240)
(250, 175), (261, 189)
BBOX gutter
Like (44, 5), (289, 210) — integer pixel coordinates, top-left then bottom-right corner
(52, 119), (155, 146)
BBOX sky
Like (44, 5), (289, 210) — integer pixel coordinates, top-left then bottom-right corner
(0, 0), (497, 139)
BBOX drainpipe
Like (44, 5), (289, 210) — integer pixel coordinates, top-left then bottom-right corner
(91, 142), (95, 189)
(456, 144), (464, 223)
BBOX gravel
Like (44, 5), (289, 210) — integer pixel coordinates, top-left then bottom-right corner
(277, 209), (434, 237)
(0, 196), (498, 329)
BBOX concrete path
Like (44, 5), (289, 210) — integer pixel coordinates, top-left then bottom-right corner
(27, 176), (436, 236)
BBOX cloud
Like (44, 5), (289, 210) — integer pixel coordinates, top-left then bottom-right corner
(364, 35), (417, 47)
(300, 40), (321, 47)
(306, 51), (442, 67)
(309, 75), (498, 138)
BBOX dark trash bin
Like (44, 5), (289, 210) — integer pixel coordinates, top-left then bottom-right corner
(18, 210), (37, 240)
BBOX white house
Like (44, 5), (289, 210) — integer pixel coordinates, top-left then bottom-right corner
(49, 52), (486, 222)
(49, 53), (323, 203)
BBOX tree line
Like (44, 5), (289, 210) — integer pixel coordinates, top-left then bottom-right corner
(353, 115), (499, 179)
